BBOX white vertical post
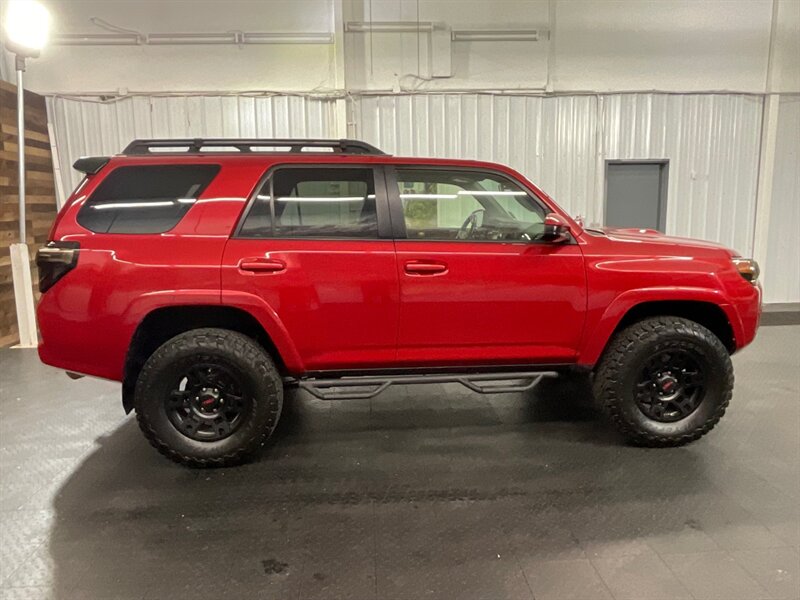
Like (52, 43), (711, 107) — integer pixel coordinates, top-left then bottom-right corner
(332, 0), (349, 138)
(753, 94), (780, 280)
(16, 58), (26, 243)
(10, 243), (38, 348)
(10, 56), (38, 348)
(752, 0), (780, 290)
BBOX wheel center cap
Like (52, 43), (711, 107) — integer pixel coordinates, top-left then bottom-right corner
(197, 388), (221, 411)
(658, 375), (679, 395)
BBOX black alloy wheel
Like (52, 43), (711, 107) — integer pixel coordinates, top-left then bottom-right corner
(134, 328), (283, 467)
(634, 349), (706, 422)
(593, 316), (733, 447)
(166, 362), (252, 441)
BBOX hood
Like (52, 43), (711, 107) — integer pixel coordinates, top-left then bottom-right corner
(592, 226), (739, 257)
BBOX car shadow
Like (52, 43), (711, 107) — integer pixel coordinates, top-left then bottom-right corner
(45, 375), (717, 599)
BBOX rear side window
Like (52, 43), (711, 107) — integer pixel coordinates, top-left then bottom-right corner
(77, 165), (220, 234)
(239, 167), (377, 239)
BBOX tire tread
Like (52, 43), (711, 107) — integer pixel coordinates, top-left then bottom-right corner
(134, 328), (282, 468)
(593, 316), (733, 447)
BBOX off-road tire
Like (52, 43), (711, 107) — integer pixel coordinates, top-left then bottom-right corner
(134, 328), (283, 467)
(593, 316), (733, 447)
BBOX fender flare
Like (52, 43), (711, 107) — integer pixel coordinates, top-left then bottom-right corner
(219, 290), (305, 373)
(577, 286), (742, 366)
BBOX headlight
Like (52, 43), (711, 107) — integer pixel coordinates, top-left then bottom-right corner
(732, 258), (760, 283)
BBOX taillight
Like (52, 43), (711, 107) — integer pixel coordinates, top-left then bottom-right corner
(36, 241), (80, 293)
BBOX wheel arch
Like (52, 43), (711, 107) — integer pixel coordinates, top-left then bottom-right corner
(579, 292), (740, 367)
(122, 305), (289, 413)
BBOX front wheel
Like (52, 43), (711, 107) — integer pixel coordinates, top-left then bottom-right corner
(593, 316), (733, 446)
(134, 328), (283, 467)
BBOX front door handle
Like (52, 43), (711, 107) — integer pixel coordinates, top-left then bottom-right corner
(238, 258), (286, 273)
(404, 260), (448, 276)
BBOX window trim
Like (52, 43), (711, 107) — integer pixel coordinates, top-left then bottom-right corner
(385, 165), (574, 245)
(233, 163), (392, 241)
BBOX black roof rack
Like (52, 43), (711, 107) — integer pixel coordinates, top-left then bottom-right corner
(122, 138), (386, 156)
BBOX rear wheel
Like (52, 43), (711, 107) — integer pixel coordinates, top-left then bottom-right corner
(593, 316), (733, 446)
(134, 328), (283, 467)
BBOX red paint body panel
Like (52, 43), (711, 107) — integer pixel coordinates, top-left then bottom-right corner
(222, 239), (399, 372)
(394, 240), (586, 365)
(37, 152), (762, 383)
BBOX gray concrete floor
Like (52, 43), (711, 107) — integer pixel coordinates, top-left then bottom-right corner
(1, 325), (798, 600)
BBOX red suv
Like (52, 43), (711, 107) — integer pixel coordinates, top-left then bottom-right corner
(36, 138), (762, 467)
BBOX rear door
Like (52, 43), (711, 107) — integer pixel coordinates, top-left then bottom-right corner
(222, 164), (399, 372)
(388, 166), (586, 367)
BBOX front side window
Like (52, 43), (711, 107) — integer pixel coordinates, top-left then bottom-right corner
(396, 169), (546, 242)
(239, 167), (378, 239)
(77, 164), (220, 234)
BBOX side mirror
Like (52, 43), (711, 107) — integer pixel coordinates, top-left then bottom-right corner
(541, 213), (570, 242)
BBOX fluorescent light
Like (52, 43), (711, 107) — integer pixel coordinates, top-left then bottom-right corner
(92, 201), (175, 210)
(55, 33), (141, 46)
(4, 0), (51, 55)
(451, 30), (541, 42)
(346, 21), (436, 33)
(243, 32), (333, 44)
(276, 196), (366, 203)
(148, 32), (238, 45)
(400, 193), (458, 200)
(51, 30), (334, 47)
(459, 190), (526, 196)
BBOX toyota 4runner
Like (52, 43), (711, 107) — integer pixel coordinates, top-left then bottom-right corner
(36, 138), (762, 467)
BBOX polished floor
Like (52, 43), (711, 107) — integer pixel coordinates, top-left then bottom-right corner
(0, 325), (798, 600)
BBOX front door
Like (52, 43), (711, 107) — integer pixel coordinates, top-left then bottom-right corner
(388, 166), (586, 367)
(222, 165), (398, 372)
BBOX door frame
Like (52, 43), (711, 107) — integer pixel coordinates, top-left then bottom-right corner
(603, 159), (669, 232)
(383, 164), (575, 244)
(232, 162), (394, 240)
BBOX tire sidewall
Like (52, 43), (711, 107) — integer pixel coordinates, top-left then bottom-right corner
(613, 328), (730, 438)
(135, 331), (282, 464)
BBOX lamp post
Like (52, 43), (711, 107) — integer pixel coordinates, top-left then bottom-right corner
(4, 0), (51, 348)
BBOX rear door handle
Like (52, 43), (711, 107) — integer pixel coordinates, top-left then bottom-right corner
(404, 260), (448, 276)
(238, 258), (286, 273)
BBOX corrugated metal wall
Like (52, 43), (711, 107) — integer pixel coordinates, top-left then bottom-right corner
(354, 93), (764, 257)
(765, 96), (800, 303)
(47, 95), (337, 197)
(46, 91), (795, 302)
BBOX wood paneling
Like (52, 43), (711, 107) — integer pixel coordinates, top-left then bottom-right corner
(0, 80), (58, 347)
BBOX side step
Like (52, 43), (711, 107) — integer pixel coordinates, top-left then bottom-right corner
(298, 371), (558, 400)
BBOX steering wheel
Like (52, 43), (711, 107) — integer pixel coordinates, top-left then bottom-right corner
(456, 209), (485, 240)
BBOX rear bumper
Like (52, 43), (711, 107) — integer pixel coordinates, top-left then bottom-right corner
(37, 290), (127, 382)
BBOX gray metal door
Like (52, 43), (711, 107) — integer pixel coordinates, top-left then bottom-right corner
(605, 161), (668, 231)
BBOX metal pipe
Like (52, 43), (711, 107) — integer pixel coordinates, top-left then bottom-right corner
(15, 56), (26, 244)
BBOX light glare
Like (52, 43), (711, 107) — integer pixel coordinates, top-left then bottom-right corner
(4, 0), (51, 53)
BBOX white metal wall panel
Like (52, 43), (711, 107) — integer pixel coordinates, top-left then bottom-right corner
(764, 96), (800, 303)
(354, 94), (599, 223)
(47, 95), (337, 201)
(602, 94), (763, 255)
(356, 93), (764, 256)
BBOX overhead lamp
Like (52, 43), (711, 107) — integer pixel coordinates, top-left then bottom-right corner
(55, 33), (141, 45)
(242, 32), (333, 44)
(345, 21), (437, 33)
(3, 0), (51, 57)
(451, 30), (542, 42)
(147, 32), (239, 45)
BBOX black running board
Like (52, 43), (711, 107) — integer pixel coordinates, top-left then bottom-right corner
(298, 371), (558, 400)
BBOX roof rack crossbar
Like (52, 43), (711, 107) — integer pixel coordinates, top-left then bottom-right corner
(122, 138), (385, 155)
